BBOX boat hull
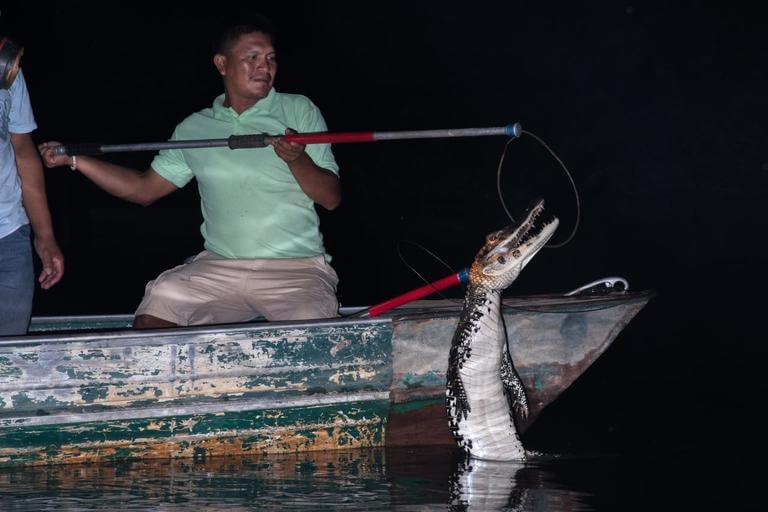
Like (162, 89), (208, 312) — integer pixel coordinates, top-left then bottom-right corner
(0, 292), (652, 466)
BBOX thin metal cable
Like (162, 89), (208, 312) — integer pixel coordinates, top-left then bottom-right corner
(396, 240), (466, 304)
(496, 131), (581, 248)
(496, 136), (519, 223)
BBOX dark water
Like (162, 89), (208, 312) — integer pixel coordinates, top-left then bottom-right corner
(0, 444), (759, 511)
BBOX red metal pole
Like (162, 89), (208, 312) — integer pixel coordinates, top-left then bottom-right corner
(364, 269), (469, 317)
(281, 132), (376, 144)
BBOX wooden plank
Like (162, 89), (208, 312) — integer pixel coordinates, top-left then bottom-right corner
(0, 321), (393, 413)
(0, 399), (388, 466)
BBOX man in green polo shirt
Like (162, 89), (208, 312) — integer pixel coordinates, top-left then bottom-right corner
(38, 16), (341, 328)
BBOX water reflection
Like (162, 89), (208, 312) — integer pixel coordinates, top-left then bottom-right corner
(447, 456), (588, 511)
(0, 446), (592, 511)
(449, 458), (529, 510)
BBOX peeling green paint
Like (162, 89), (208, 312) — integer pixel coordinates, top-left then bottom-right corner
(10, 393), (33, 408)
(400, 371), (443, 389)
(0, 366), (21, 379)
(79, 351), (107, 360)
(391, 398), (443, 415)
(115, 386), (156, 397)
(78, 385), (109, 403)
(7, 395), (62, 411)
(72, 369), (97, 380)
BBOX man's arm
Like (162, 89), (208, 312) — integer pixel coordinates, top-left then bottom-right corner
(12, 133), (64, 289)
(38, 142), (178, 206)
(272, 130), (341, 211)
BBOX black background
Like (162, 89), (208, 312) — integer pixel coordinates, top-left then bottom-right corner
(2, 1), (765, 461)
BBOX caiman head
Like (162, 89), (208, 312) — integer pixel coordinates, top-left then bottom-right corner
(469, 199), (559, 291)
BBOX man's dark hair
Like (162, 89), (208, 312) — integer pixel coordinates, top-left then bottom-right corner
(213, 14), (276, 56)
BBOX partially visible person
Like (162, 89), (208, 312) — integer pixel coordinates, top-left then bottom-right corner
(39, 15), (339, 329)
(0, 38), (64, 336)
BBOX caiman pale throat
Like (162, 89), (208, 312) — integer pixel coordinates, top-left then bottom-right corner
(446, 199), (558, 460)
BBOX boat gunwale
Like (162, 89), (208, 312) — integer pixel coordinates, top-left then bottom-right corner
(5, 291), (654, 349)
(2, 314), (390, 348)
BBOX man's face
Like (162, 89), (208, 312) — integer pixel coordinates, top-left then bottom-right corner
(216, 32), (277, 103)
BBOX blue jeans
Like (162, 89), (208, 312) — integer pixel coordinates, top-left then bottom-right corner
(0, 224), (33, 336)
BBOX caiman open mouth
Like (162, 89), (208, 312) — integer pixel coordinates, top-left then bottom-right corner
(474, 199), (559, 281)
(488, 199), (549, 255)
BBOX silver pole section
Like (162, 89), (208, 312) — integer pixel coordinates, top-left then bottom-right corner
(373, 124), (521, 141)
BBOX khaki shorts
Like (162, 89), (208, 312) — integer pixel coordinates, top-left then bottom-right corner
(135, 251), (339, 325)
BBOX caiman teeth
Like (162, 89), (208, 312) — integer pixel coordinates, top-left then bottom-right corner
(517, 216), (555, 248)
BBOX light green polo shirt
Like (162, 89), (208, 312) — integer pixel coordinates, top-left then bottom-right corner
(151, 88), (339, 260)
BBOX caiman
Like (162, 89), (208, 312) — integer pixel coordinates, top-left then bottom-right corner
(446, 199), (558, 461)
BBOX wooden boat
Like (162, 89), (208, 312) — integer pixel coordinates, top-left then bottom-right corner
(0, 289), (652, 467)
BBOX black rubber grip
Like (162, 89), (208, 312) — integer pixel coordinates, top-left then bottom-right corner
(52, 143), (105, 156)
(228, 134), (268, 149)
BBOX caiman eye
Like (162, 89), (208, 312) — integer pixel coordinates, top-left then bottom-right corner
(512, 249), (521, 258)
(497, 255), (506, 264)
